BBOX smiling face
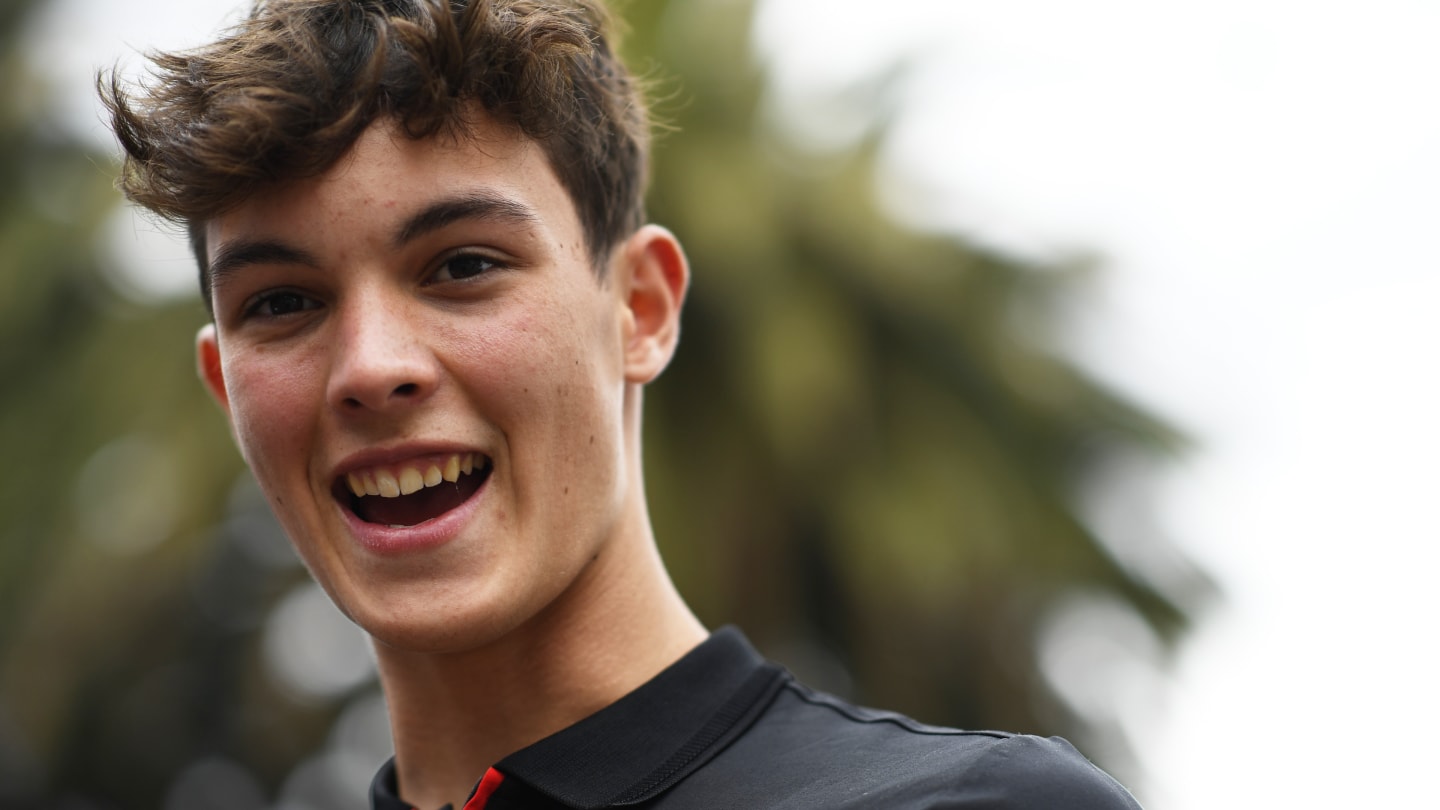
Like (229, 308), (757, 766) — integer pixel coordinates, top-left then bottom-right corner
(197, 116), (685, 653)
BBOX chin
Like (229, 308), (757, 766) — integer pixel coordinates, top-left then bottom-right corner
(359, 610), (495, 655)
(344, 586), (538, 657)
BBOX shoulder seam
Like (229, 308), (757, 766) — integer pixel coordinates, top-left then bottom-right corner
(967, 734), (1144, 809)
(782, 681), (1014, 740)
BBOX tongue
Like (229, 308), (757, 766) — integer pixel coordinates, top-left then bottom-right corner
(355, 477), (479, 527)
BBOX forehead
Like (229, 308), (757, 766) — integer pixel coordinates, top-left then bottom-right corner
(203, 115), (581, 269)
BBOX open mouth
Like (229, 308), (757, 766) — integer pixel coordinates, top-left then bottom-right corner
(335, 452), (492, 528)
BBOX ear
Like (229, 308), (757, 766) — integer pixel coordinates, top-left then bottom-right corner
(196, 323), (232, 415)
(616, 224), (689, 383)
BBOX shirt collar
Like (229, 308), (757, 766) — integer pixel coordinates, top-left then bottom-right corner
(372, 626), (786, 810)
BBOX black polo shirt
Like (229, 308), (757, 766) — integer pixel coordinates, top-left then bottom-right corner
(371, 627), (1142, 809)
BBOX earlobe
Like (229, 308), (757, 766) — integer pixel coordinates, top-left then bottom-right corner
(618, 225), (689, 384)
(196, 324), (231, 414)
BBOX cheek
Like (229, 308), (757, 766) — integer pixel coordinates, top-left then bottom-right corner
(223, 352), (319, 474)
(435, 314), (532, 405)
(438, 301), (591, 401)
(441, 298), (623, 454)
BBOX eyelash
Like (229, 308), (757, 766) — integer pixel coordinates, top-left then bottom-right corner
(241, 288), (320, 320)
(430, 250), (505, 283)
(234, 249), (506, 321)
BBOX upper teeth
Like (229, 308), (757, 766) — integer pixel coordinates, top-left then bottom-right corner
(346, 453), (476, 498)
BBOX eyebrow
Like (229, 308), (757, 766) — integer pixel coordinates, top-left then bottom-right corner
(206, 191), (544, 293)
(208, 239), (319, 295)
(392, 191), (543, 248)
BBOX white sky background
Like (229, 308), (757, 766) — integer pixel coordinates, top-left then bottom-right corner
(26, 0), (1440, 807)
(754, 2), (1440, 808)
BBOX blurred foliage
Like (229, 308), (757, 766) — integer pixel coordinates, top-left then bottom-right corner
(0, 0), (1207, 807)
(627, 0), (1206, 781)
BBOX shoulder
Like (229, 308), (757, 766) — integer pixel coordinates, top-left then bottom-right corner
(709, 679), (1143, 809)
(956, 733), (1143, 809)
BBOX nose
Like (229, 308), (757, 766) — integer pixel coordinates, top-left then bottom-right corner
(325, 292), (438, 415)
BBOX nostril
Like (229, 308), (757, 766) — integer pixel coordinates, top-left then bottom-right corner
(330, 368), (430, 412)
(338, 384), (418, 411)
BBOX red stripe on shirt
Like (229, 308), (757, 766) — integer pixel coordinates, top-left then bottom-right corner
(462, 768), (505, 810)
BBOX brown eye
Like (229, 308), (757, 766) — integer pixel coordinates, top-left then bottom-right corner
(244, 290), (320, 319)
(434, 253), (500, 282)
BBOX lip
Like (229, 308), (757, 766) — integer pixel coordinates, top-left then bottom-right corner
(329, 443), (491, 556)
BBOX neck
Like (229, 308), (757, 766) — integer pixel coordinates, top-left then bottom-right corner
(375, 505), (705, 810)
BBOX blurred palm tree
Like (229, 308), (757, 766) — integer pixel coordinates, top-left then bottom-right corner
(0, 0), (1206, 806)
(0, 3), (309, 806)
(625, 0), (1207, 782)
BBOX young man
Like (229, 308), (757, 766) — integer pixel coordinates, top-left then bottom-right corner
(103, 1), (1142, 808)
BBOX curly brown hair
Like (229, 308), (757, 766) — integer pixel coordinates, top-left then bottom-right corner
(100, 0), (651, 306)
